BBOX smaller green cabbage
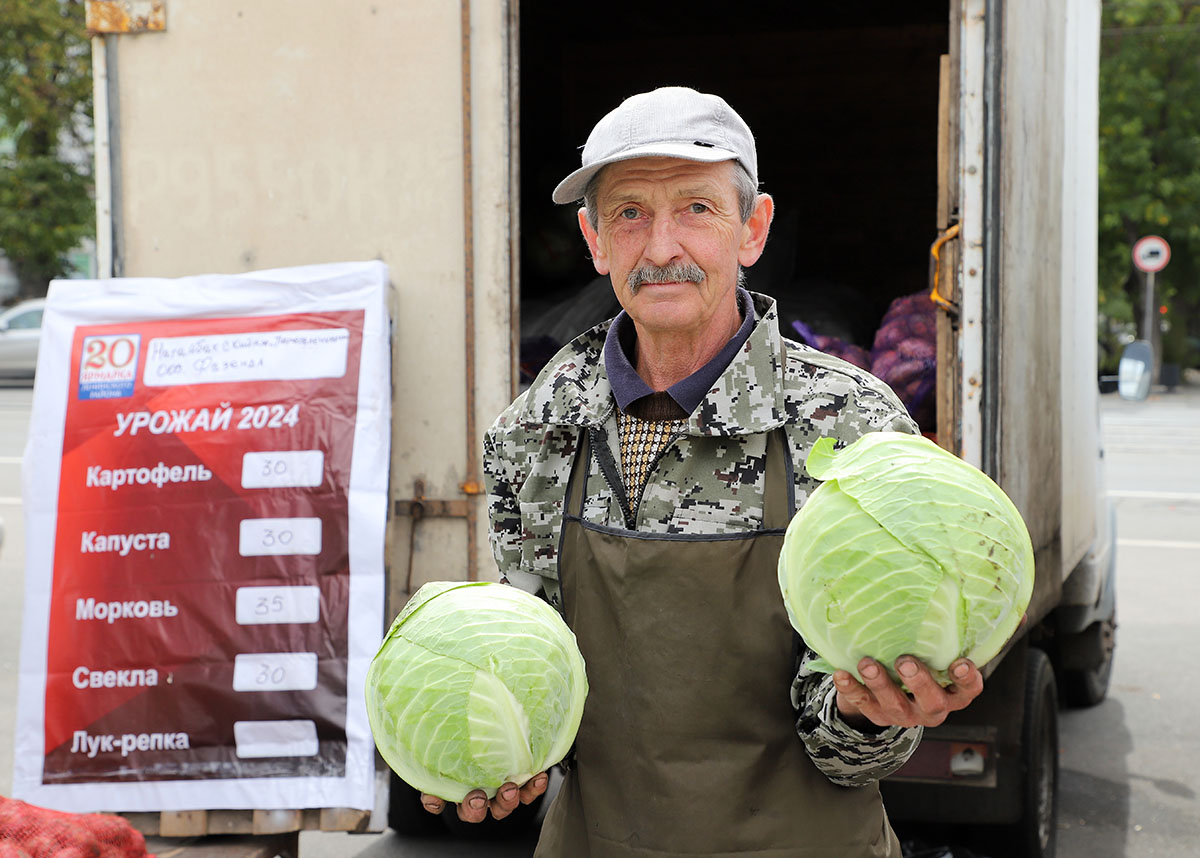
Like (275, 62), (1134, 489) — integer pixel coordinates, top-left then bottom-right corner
(778, 432), (1035, 685)
(365, 581), (587, 802)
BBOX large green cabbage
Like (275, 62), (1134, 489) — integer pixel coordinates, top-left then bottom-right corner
(778, 432), (1034, 685)
(365, 581), (587, 802)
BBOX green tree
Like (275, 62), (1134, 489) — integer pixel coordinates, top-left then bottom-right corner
(1099, 0), (1200, 371)
(0, 0), (93, 299)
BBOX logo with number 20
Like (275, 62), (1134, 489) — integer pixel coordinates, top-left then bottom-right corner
(78, 333), (142, 400)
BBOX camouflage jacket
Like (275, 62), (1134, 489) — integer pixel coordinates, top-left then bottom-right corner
(483, 292), (922, 786)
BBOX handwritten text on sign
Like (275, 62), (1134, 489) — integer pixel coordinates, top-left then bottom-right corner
(142, 329), (350, 386)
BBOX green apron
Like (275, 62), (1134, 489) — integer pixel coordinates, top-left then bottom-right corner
(534, 428), (900, 857)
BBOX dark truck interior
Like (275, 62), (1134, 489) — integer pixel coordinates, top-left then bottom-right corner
(519, 1), (950, 433)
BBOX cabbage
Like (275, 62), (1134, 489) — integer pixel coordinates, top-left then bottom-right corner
(365, 581), (587, 802)
(778, 432), (1034, 685)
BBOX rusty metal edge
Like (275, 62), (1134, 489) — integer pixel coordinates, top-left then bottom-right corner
(86, 0), (167, 36)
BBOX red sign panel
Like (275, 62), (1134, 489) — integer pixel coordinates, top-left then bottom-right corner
(16, 262), (389, 812)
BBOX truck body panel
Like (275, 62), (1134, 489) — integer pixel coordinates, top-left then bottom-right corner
(102, 0), (514, 596)
(1059, 0), (1104, 590)
(954, 0), (1101, 626)
(997, 0), (1102, 621)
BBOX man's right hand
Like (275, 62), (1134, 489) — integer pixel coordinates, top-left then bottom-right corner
(421, 771), (550, 823)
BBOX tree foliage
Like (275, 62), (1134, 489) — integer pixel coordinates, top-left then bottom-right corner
(1099, 0), (1200, 369)
(0, 0), (93, 299)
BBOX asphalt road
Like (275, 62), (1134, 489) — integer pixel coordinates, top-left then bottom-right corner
(2, 381), (1198, 857)
(0, 385), (31, 803)
(1054, 382), (1200, 858)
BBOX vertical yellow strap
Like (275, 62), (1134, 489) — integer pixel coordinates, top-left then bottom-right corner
(929, 223), (962, 313)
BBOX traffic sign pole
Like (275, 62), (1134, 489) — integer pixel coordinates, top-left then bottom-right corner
(1144, 270), (1156, 342)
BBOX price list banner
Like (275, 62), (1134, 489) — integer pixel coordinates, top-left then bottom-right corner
(15, 262), (390, 812)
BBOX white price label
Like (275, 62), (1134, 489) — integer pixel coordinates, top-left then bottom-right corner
(236, 586), (320, 625)
(234, 720), (319, 758)
(143, 328), (349, 386)
(242, 451), (325, 489)
(238, 518), (322, 557)
(232, 652), (318, 692)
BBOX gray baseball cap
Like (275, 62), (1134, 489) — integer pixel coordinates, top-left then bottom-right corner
(551, 86), (758, 204)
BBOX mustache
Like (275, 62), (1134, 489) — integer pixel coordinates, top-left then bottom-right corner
(626, 262), (706, 293)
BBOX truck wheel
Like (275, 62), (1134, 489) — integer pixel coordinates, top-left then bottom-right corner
(1060, 615), (1116, 708)
(387, 774), (446, 836)
(1011, 648), (1059, 858)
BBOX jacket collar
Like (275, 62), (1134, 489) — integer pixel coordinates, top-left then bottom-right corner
(520, 291), (789, 436)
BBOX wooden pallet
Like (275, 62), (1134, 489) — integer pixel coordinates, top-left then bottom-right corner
(119, 764), (389, 843)
(127, 806), (375, 858)
(124, 807), (374, 838)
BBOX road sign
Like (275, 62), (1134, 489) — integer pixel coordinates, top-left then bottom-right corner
(1132, 235), (1171, 273)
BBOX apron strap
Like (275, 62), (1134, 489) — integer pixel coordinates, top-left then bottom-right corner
(762, 427), (794, 531)
(565, 428), (592, 519)
(762, 428), (807, 669)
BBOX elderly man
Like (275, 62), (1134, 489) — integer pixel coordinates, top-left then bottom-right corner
(423, 87), (984, 856)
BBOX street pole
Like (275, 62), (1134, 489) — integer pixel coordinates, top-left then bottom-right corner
(1126, 235), (1169, 399)
(1143, 270), (1156, 342)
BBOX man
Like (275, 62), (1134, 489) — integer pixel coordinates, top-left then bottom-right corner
(423, 86), (984, 856)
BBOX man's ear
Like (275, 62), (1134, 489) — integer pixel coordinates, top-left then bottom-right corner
(578, 207), (611, 276)
(737, 194), (774, 268)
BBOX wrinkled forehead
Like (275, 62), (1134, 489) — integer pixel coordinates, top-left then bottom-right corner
(593, 156), (738, 201)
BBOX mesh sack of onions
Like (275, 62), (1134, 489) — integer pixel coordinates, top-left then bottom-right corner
(790, 320), (872, 371)
(0, 796), (152, 858)
(869, 291), (938, 432)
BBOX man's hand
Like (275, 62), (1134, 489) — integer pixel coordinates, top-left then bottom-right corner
(834, 656), (984, 729)
(420, 772), (550, 823)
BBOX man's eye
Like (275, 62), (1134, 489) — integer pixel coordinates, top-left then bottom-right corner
(690, 203), (709, 214)
(620, 208), (639, 219)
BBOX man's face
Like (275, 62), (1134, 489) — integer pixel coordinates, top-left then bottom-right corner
(578, 157), (772, 340)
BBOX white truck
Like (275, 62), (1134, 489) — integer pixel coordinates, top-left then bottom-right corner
(84, 1), (1114, 856)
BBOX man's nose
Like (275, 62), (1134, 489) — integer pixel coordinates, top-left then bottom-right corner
(642, 214), (684, 266)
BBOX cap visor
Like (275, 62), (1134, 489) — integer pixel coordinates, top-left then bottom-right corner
(551, 142), (742, 203)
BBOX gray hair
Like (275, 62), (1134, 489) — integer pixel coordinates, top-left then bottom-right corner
(581, 161), (759, 232)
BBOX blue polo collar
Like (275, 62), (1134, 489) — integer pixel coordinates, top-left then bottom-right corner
(603, 286), (756, 415)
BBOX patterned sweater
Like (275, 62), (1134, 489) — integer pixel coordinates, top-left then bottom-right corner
(482, 292), (922, 786)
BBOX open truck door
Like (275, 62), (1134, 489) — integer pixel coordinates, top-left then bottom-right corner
(516, 3), (1113, 858)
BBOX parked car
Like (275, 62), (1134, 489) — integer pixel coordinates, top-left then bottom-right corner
(0, 298), (45, 379)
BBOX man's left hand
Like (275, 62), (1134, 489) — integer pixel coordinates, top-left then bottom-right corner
(834, 656), (984, 729)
